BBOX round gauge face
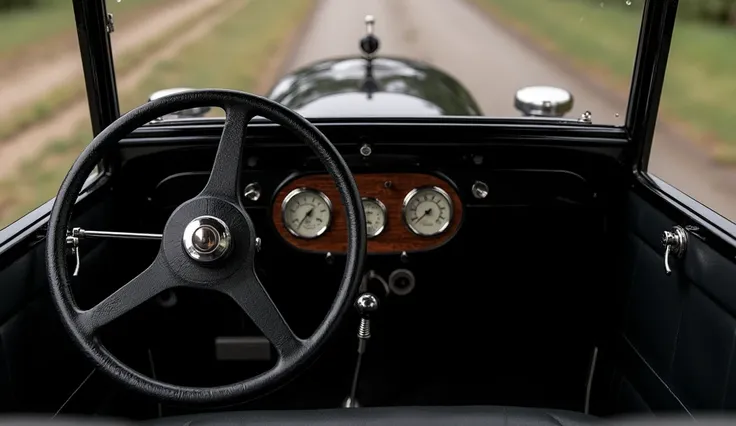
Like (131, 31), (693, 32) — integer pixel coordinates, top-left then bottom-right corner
(282, 188), (332, 239)
(403, 186), (453, 236)
(362, 198), (387, 238)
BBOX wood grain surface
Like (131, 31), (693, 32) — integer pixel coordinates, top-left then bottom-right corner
(271, 173), (462, 254)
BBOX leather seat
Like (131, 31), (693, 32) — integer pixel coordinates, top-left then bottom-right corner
(147, 406), (598, 425)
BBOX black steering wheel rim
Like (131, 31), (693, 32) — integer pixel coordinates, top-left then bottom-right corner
(46, 89), (366, 404)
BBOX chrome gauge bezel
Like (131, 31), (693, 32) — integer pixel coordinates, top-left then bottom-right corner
(402, 185), (454, 237)
(281, 187), (333, 239)
(362, 197), (388, 239)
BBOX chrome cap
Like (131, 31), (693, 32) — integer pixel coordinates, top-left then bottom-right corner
(182, 216), (232, 262)
(355, 293), (379, 314)
(514, 86), (574, 117)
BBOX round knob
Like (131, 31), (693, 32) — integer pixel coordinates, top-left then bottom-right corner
(355, 293), (379, 315)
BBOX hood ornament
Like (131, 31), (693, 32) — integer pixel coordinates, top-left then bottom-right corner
(360, 15), (380, 99)
(360, 15), (380, 59)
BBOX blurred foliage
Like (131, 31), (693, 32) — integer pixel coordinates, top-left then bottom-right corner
(0, 0), (38, 11)
(679, 0), (736, 24)
(591, 0), (736, 25)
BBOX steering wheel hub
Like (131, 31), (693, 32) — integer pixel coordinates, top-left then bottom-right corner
(182, 215), (231, 262)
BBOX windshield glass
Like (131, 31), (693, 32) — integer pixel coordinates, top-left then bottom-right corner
(107, 0), (646, 124)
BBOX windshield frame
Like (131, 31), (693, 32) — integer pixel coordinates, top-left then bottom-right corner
(73, 0), (676, 170)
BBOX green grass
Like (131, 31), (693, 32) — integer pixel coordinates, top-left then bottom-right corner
(473, 0), (736, 162)
(0, 0), (224, 143)
(0, 0), (158, 60)
(0, 0), (314, 229)
(120, 0), (314, 112)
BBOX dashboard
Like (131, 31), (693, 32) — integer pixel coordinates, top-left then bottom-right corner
(271, 173), (463, 254)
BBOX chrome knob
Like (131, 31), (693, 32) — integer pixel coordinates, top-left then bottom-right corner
(244, 182), (261, 201)
(182, 216), (231, 262)
(355, 293), (379, 315)
(472, 181), (489, 199)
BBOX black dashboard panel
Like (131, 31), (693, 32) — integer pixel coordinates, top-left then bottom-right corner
(0, 119), (631, 415)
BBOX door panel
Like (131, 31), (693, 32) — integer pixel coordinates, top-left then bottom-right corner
(611, 188), (736, 415)
(0, 190), (119, 413)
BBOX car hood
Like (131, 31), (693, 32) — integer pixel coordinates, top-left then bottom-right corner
(266, 56), (482, 116)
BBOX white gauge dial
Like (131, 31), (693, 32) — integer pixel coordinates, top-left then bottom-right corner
(362, 198), (387, 238)
(282, 188), (332, 239)
(403, 186), (453, 236)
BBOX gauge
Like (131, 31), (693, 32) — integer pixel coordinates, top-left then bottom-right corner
(282, 188), (332, 239)
(362, 198), (387, 238)
(402, 186), (453, 236)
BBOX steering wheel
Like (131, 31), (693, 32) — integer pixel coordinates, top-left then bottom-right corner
(45, 90), (367, 404)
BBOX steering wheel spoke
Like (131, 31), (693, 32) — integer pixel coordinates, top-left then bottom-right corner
(220, 269), (303, 358)
(199, 105), (254, 201)
(76, 255), (183, 336)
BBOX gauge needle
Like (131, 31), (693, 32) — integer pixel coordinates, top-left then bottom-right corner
(414, 208), (433, 223)
(297, 208), (314, 229)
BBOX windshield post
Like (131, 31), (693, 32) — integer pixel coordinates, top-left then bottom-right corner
(73, 0), (120, 136)
(625, 0), (679, 172)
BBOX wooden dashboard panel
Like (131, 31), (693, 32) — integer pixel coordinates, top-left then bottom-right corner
(271, 173), (463, 254)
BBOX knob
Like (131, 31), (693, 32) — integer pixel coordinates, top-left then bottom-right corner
(244, 182), (261, 201)
(355, 293), (379, 316)
(472, 181), (489, 199)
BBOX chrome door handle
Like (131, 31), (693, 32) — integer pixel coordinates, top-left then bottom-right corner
(662, 226), (688, 275)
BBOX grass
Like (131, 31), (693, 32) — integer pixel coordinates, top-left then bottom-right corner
(0, 0), (226, 144)
(119, 0), (314, 112)
(472, 0), (736, 163)
(0, 0), (162, 64)
(0, 0), (314, 229)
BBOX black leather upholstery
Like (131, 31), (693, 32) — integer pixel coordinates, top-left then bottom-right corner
(146, 406), (598, 425)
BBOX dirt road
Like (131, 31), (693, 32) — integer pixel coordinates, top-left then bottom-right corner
(288, 0), (736, 222)
(0, 0), (246, 180)
(0, 0), (222, 121)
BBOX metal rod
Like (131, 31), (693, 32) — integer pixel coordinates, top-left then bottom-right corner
(348, 350), (364, 405)
(584, 346), (599, 415)
(72, 228), (162, 240)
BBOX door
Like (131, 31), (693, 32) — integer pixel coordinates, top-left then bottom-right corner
(598, 0), (736, 415)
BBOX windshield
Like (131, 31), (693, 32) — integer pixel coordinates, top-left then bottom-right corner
(107, 0), (646, 124)
(3, 0), (736, 230)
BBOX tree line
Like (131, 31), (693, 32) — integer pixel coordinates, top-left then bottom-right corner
(0, 0), (38, 11)
(594, 0), (736, 26)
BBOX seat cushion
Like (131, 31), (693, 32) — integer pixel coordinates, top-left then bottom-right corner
(147, 406), (598, 425)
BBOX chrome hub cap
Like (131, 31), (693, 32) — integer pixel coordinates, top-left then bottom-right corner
(182, 216), (232, 262)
